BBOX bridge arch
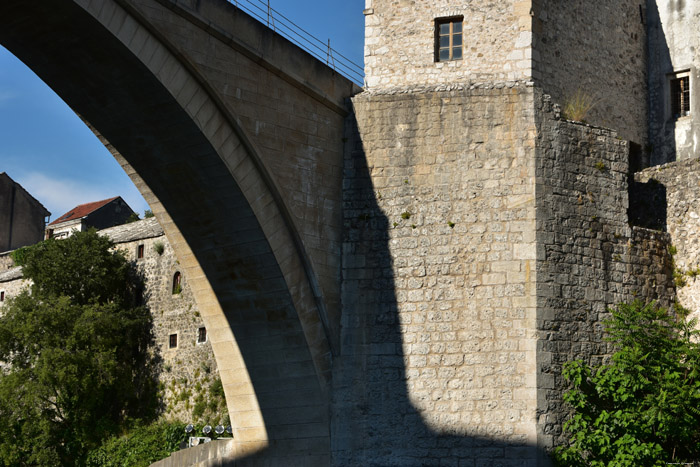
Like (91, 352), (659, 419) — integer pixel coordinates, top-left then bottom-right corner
(0, 0), (357, 462)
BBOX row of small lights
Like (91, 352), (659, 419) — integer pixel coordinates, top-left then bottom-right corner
(185, 424), (233, 447)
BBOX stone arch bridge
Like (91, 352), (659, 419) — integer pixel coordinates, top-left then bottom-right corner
(0, 0), (358, 463)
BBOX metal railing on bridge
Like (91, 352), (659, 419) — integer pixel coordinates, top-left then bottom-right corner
(228, 0), (365, 87)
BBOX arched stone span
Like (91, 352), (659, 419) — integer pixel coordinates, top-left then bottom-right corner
(0, 0), (358, 463)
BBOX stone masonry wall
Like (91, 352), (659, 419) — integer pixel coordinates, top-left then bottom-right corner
(534, 93), (675, 450)
(336, 84), (541, 465)
(103, 219), (225, 426)
(363, 0), (533, 90)
(0, 267), (29, 307)
(648, 0), (700, 165)
(636, 158), (700, 322)
(532, 0), (648, 145)
(0, 253), (14, 271)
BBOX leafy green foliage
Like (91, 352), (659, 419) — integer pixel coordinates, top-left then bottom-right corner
(153, 241), (165, 256)
(0, 230), (158, 466)
(13, 230), (141, 307)
(555, 301), (700, 466)
(143, 210), (154, 219)
(85, 421), (185, 467)
(125, 212), (140, 223)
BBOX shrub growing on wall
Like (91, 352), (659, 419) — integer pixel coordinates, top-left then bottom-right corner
(555, 301), (700, 467)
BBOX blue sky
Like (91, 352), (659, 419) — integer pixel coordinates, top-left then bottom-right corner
(0, 0), (364, 221)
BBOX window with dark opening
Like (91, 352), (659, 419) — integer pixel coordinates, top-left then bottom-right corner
(172, 271), (182, 294)
(169, 333), (178, 349)
(672, 75), (690, 119)
(0, 291), (4, 302)
(197, 327), (207, 344)
(137, 244), (144, 259)
(436, 17), (463, 62)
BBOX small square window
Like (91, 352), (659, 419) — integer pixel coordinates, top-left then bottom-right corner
(169, 333), (178, 349)
(671, 75), (690, 119)
(137, 244), (144, 259)
(197, 327), (207, 344)
(436, 17), (463, 62)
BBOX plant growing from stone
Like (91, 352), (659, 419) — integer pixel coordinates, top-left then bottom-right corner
(554, 301), (700, 466)
(562, 88), (596, 123)
(153, 241), (165, 255)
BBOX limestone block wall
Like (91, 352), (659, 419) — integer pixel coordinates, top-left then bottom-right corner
(363, 0), (533, 89)
(635, 158), (700, 321)
(104, 219), (223, 425)
(648, 0), (700, 165)
(0, 267), (29, 307)
(0, 253), (14, 271)
(534, 93), (675, 449)
(337, 85), (541, 465)
(532, 0), (647, 145)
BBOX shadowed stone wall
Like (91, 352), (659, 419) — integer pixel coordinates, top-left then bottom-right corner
(636, 158), (700, 321)
(534, 93), (675, 449)
(0, 0), (359, 461)
(532, 0), (648, 144)
(338, 84), (541, 465)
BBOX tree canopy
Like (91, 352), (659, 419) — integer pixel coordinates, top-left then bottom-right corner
(555, 301), (700, 467)
(0, 230), (157, 466)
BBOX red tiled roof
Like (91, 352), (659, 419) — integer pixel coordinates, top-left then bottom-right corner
(48, 197), (120, 226)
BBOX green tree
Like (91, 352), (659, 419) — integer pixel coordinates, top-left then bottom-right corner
(85, 421), (185, 467)
(0, 230), (157, 466)
(555, 301), (700, 467)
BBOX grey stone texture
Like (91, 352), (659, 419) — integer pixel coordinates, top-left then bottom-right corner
(337, 84), (541, 465)
(363, 0), (533, 89)
(103, 219), (223, 424)
(636, 158), (700, 321)
(647, 0), (700, 165)
(1, 0), (696, 465)
(338, 85), (676, 465)
(150, 439), (235, 467)
(532, 0), (648, 145)
(534, 93), (675, 449)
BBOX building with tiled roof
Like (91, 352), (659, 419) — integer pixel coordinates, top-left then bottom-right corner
(46, 196), (135, 239)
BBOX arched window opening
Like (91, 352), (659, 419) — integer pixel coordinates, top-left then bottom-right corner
(172, 271), (182, 294)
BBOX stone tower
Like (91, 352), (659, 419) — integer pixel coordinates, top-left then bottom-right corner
(648, 0), (700, 165)
(334, 1), (673, 465)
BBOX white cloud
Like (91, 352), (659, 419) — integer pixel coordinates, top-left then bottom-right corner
(16, 172), (150, 220)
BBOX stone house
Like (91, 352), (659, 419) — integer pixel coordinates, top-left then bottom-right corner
(0, 217), (225, 424)
(0, 172), (50, 253)
(45, 196), (135, 239)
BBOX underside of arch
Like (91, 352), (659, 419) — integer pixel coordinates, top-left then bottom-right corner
(0, 0), (341, 462)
